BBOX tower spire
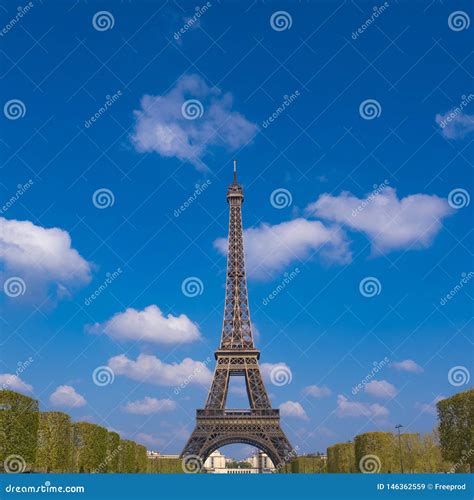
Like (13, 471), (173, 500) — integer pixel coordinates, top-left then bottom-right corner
(233, 159), (237, 184)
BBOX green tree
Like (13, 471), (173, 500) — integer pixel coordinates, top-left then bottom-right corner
(73, 422), (108, 473)
(437, 389), (474, 473)
(105, 432), (121, 473)
(149, 457), (183, 473)
(35, 412), (73, 472)
(354, 432), (397, 473)
(119, 440), (136, 473)
(291, 455), (326, 473)
(0, 390), (39, 472)
(135, 444), (147, 472)
(327, 442), (356, 472)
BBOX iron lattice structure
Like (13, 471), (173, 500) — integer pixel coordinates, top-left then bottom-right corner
(181, 164), (294, 469)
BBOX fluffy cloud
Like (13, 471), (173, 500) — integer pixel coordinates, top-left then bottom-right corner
(123, 397), (176, 415)
(391, 359), (423, 373)
(0, 374), (33, 393)
(0, 217), (91, 296)
(307, 187), (452, 254)
(89, 305), (201, 345)
(335, 395), (389, 418)
(260, 362), (293, 385)
(214, 218), (351, 279)
(364, 380), (398, 399)
(108, 354), (212, 387)
(50, 385), (86, 408)
(416, 395), (445, 416)
(131, 74), (258, 170)
(435, 111), (474, 139)
(302, 385), (331, 398)
(279, 401), (308, 420)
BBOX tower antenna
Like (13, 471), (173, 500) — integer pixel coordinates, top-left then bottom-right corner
(233, 159), (237, 183)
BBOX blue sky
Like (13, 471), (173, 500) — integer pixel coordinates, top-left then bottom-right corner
(1, 0), (472, 459)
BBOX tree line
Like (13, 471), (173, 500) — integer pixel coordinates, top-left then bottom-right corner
(279, 388), (473, 474)
(0, 390), (150, 473)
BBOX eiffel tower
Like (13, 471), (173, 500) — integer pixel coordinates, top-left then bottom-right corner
(181, 161), (294, 470)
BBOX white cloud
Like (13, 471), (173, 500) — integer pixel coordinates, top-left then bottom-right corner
(364, 380), (397, 399)
(435, 111), (474, 139)
(260, 362), (292, 383)
(50, 385), (86, 408)
(131, 74), (258, 170)
(279, 401), (308, 420)
(89, 305), (201, 345)
(391, 359), (423, 374)
(214, 218), (351, 279)
(0, 217), (91, 296)
(123, 397), (176, 415)
(302, 385), (331, 398)
(306, 187), (452, 254)
(136, 432), (164, 448)
(335, 395), (389, 418)
(108, 354), (212, 387)
(0, 374), (33, 393)
(416, 395), (445, 416)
